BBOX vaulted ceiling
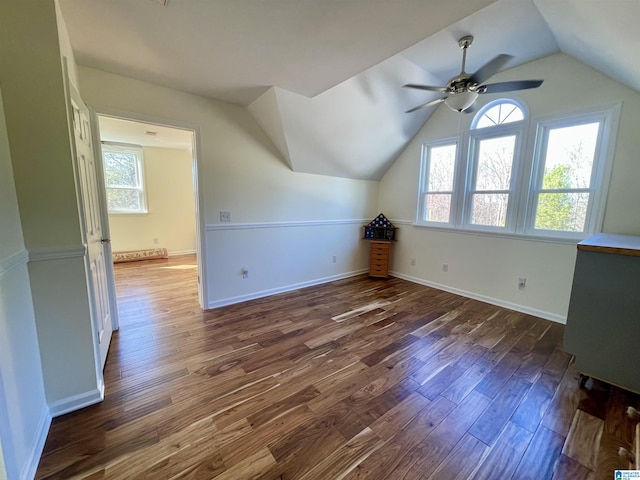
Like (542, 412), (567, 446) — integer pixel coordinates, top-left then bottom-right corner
(59, 0), (640, 180)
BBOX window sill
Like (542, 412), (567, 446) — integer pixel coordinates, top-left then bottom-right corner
(108, 211), (149, 216)
(411, 222), (584, 245)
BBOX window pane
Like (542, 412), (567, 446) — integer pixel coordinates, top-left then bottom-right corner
(476, 136), (516, 191)
(424, 193), (451, 223)
(475, 103), (524, 129)
(107, 188), (141, 212)
(103, 152), (139, 187)
(471, 193), (509, 227)
(535, 192), (590, 232)
(542, 123), (599, 189)
(428, 145), (456, 192)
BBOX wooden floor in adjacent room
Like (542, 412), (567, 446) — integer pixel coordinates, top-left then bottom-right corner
(36, 255), (638, 479)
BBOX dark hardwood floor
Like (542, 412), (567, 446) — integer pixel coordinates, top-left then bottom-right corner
(36, 255), (638, 479)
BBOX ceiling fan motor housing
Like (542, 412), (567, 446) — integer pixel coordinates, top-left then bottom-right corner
(448, 74), (477, 94)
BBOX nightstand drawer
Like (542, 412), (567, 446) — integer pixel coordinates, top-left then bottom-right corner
(368, 241), (392, 279)
(369, 267), (389, 278)
(370, 242), (390, 254)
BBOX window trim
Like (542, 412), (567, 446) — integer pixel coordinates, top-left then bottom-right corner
(471, 98), (528, 130)
(523, 106), (620, 239)
(416, 137), (460, 227)
(414, 100), (621, 241)
(102, 144), (148, 215)
(462, 122), (526, 233)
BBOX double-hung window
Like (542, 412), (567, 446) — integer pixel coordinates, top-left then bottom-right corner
(418, 141), (458, 225)
(465, 124), (522, 231)
(102, 144), (147, 214)
(416, 99), (618, 240)
(527, 112), (614, 238)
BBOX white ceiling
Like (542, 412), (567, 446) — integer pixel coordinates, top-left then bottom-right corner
(58, 0), (496, 105)
(58, 0), (640, 180)
(98, 115), (193, 151)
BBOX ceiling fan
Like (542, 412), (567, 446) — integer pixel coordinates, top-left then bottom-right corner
(404, 35), (543, 114)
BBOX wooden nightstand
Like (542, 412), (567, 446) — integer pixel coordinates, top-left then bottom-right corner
(369, 241), (392, 278)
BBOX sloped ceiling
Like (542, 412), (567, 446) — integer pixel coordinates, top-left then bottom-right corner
(58, 0), (640, 180)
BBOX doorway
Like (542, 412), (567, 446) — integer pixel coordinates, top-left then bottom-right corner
(95, 113), (206, 319)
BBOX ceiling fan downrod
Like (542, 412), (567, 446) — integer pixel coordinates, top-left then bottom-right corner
(458, 35), (473, 75)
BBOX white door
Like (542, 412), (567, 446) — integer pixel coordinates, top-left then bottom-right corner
(67, 79), (114, 370)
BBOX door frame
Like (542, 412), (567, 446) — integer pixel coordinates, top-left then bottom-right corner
(90, 107), (208, 310)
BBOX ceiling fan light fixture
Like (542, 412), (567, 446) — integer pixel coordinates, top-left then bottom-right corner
(444, 91), (479, 113)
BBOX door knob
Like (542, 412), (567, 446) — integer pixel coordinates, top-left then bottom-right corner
(101, 238), (111, 244)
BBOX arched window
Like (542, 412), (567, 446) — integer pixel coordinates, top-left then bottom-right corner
(417, 96), (619, 239)
(472, 99), (525, 129)
(419, 99), (528, 230)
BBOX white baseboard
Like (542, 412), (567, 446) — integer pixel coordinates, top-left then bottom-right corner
(168, 249), (196, 257)
(20, 407), (51, 480)
(206, 267), (565, 322)
(208, 269), (368, 309)
(48, 381), (105, 418)
(390, 271), (566, 324)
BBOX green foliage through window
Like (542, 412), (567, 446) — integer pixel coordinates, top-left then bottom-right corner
(417, 100), (617, 239)
(102, 146), (146, 213)
(535, 165), (573, 230)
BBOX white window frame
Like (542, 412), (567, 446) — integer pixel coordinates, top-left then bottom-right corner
(414, 100), (620, 242)
(416, 138), (460, 227)
(471, 99), (526, 130)
(462, 122), (525, 233)
(102, 144), (148, 214)
(524, 107), (620, 239)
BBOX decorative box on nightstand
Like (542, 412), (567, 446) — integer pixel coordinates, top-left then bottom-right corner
(363, 214), (397, 279)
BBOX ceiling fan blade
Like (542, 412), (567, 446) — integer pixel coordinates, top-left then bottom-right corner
(405, 97), (446, 113)
(468, 54), (513, 85)
(403, 84), (447, 93)
(478, 79), (543, 94)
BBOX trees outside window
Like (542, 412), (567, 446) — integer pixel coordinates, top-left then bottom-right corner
(420, 142), (457, 224)
(467, 134), (517, 228)
(102, 145), (147, 214)
(532, 122), (599, 233)
(416, 100), (618, 240)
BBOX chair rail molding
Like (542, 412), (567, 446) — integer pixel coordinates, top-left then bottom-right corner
(29, 245), (87, 262)
(205, 218), (369, 231)
(0, 249), (29, 280)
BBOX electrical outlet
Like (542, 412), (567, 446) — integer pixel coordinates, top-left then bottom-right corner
(241, 267), (249, 278)
(220, 211), (231, 222)
(518, 277), (526, 289)
(410, 258), (416, 266)
(442, 263), (449, 272)
(332, 255), (337, 263)
(153, 237), (159, 244)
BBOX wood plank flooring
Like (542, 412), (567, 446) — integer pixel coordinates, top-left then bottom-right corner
(36, 255), (639, 479)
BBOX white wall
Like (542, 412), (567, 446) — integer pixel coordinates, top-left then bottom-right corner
(379, 53), (640, 322)
(247, 54), (439, 180)
(0, 87), (49, 480)
(78, 67), (379, 307)
(0, 0), (103, 417)
(108, 146), (196, 255)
